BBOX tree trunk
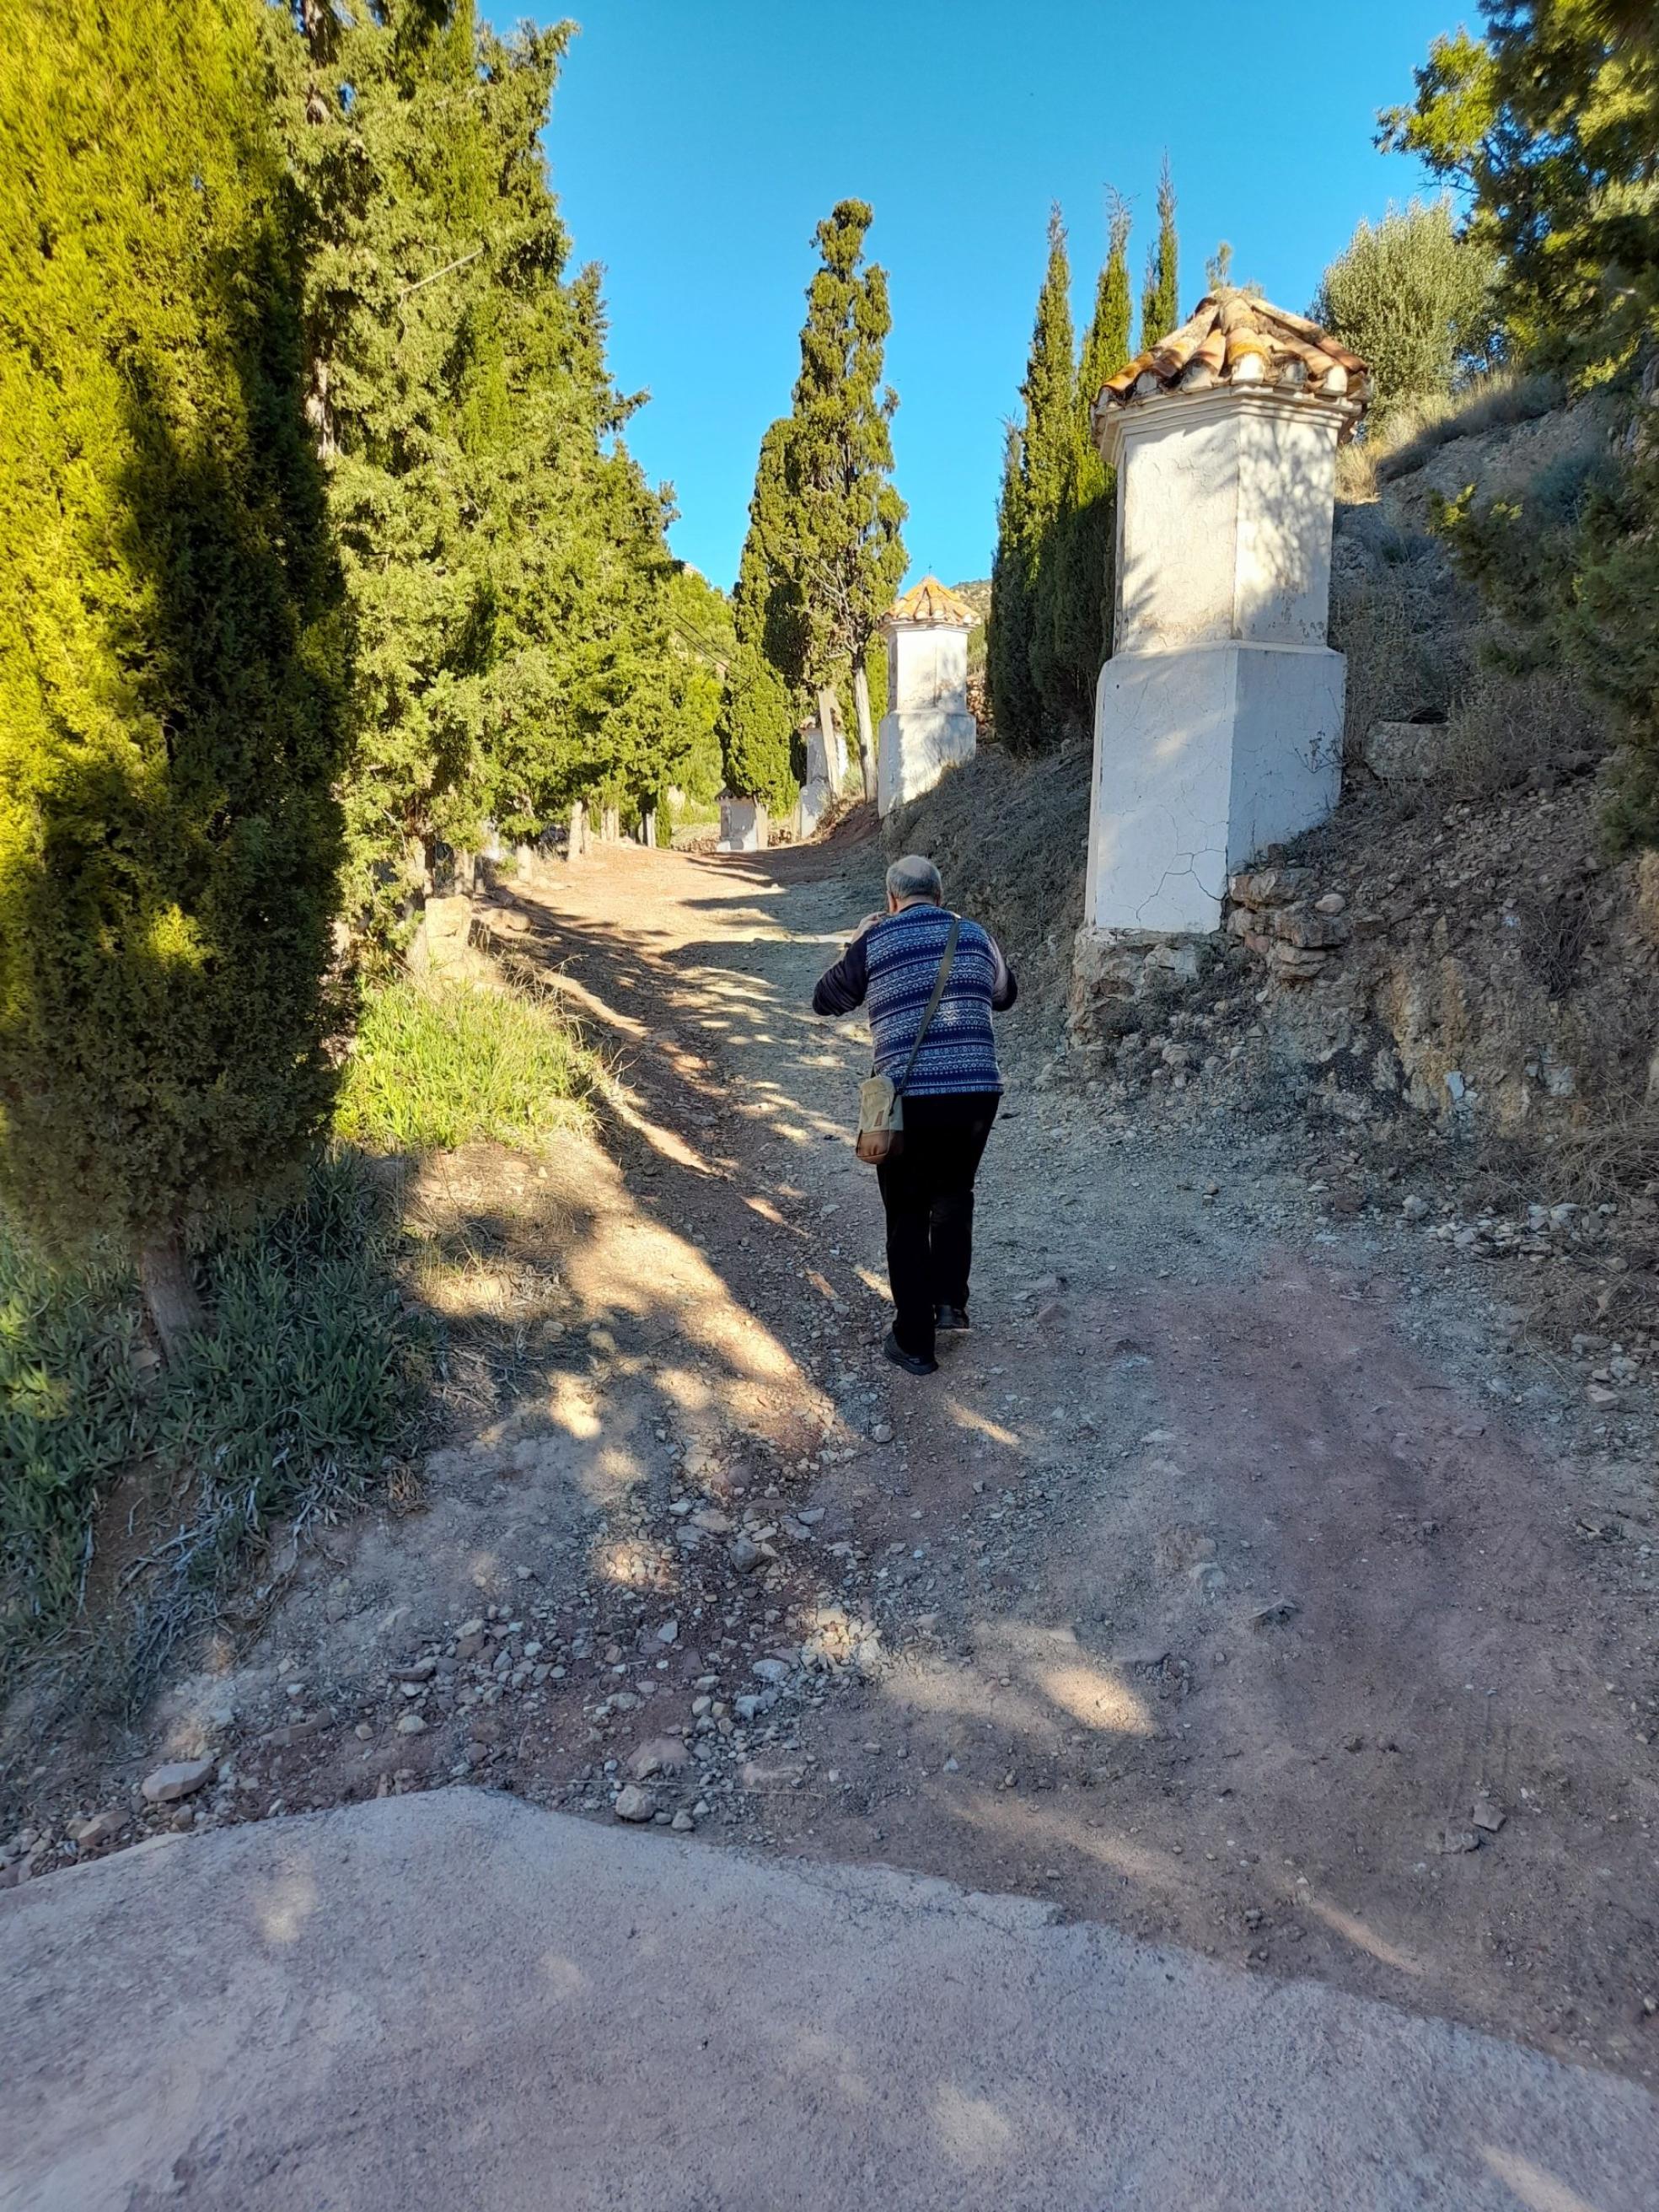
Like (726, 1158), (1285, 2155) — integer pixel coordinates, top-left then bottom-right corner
(816, 687), (841, 793)
(852, 661), (878, 803)
(139, 1230), (204, 1365)
(568, 801), (587, 858)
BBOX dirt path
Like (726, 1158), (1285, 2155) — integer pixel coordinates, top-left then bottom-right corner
(18, 829), (1657, 2085)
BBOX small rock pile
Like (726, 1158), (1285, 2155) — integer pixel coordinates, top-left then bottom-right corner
(1226, 867), (1351, 985)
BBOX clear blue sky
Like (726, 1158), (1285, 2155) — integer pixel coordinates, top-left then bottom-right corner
(490, 1), (1453, 592)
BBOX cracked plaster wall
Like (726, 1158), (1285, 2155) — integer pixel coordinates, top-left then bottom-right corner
(1088, 390), (1346, 935)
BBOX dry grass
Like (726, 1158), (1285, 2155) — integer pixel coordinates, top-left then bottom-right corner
(1330, 534), (1472, 760)
(1371, 371), (1565, 482)
(1435, 668), (1609, 803)
(1543, 1112), (1659, 1206)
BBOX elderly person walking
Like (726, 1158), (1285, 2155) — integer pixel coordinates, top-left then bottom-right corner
(812, 855), (1017, 1376)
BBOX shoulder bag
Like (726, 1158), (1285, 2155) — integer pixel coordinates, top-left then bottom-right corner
(855, 915), (961, 1164)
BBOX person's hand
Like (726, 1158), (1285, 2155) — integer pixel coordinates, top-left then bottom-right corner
(850, 909), (885, 940)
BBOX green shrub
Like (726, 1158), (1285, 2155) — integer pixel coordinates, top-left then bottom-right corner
(1, 1153), (428, 1677)
(336, 978), (597, 1155)
(144, 1157), (428, 1640)
(1313, 199), (1501, 422)
(0, 1241), (147, 1649)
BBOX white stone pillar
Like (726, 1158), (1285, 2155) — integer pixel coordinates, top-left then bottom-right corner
(876, 578), (978, 818)
(1084, 384), (1351, 937)
(717, 795), (767, 853)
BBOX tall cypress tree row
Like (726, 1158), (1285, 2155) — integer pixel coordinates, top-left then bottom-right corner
(988, 421), (1042, 750)
(991, 208), (1083, 751)
(1140, 155), (1180, 348)
(1024, 208), (1093, 735)
(729, 201), (907, 803)
(0, 0), (349, 1348)
(991, 195), (1142, 749)
(1076, 196), (1134, 504)
(1038, 195), (1137, 724)
(272, 0), (683, 930)
(1021, 207), (1087, 559)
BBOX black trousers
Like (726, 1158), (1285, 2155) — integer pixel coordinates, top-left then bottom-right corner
(875, 1090), (1000, 1362)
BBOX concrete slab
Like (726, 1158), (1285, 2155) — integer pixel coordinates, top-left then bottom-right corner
(3, 1790), (1654, 2211)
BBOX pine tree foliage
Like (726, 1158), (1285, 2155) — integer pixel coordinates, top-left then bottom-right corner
(1385, 3), (1659, 846)
(0, 0), (348, 1318)
(786, 202), (909, 712)
(1140, 155), (1180, 348)
(1380, 3), (1659, 379)
(271, 0), (684, 933)
(1024, 207), (1093, 731)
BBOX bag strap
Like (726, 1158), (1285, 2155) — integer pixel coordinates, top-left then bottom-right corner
(894, 915), (961, 1098)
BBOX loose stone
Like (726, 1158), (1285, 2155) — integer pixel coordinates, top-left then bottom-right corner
(141, 1758), (216, 1805)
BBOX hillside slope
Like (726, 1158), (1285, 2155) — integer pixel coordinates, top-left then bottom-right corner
(887, 389), (1659, 1375)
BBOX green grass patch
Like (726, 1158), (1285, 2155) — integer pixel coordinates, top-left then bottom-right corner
(0, 1242), (148, 1646)
(335, 976), (597, 1154)
(1, 1153), (431, 1682)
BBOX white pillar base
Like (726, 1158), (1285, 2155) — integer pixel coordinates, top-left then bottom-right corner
(795, 778), (832, 839)
(717, 797), (768, 853)
(876, 711), (977, 818)
(1084, 642), (1343, 935)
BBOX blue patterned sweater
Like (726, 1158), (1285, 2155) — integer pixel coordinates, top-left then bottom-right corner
(812, 903), (1016, 1096)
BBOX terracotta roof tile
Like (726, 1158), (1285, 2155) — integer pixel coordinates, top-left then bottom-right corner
(884, 576), (978, 628)
(1093, 288), (1370, 446)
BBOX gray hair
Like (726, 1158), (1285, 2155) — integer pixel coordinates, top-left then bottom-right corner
(885, 853), (942, 905)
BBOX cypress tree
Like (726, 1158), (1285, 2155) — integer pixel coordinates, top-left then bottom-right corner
(988, 423), (1039, 749)
(663, 564), (735, 819)
(1044, 192), (1136, 703)
(0, 0), (349, 1349)
(1077, 195), (1135, 500)
(1140, 155), (1180, 348)
(717, 644), (796, 820)
(1022, 206), (1087, 553)
(788, 201), (907, 802)
(273, 1), (682, 935)
(1024, 207), (1093, 734)
(733, 202), (907, 801)
(733, 419), (808, 686)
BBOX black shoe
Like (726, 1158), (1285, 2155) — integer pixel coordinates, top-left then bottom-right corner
(935, 1302), (969, 1333)
(883, 1329), (937, 1377)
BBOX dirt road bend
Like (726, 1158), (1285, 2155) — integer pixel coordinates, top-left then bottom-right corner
(7, 830), (1657, 2205)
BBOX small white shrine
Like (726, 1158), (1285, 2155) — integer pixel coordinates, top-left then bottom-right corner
(1082, 290), (1369, 937)
(876, 577), (978, 817)
(717, 794), (766, 852)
